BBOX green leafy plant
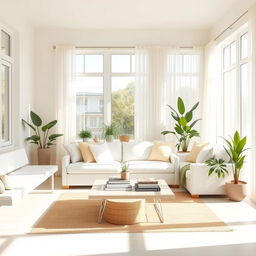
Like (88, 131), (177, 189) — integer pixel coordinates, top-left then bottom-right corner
(78, 129), (92, 140)
(22, 111), (63, 148)
(121, 161), (129, 173)
(223, 131), (248, 184)
(161, 97), (201, 152)
(103, 123), (119, 138)
(205, 158), (229, 178)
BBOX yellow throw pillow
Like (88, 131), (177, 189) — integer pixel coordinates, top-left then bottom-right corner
(187, 142), (209, 163)
(148, 141), (173, 162)
(78, 142), (96, 163)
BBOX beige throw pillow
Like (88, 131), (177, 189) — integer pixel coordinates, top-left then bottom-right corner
(148, 141), (173, 162)
(187, 142), (209, 163)
(78, 142), (96, 163)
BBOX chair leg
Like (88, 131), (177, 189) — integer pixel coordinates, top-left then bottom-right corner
(63, 185), (70, 189)
(191, 194), (199, 198)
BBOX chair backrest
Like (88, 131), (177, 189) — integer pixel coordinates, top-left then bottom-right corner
(0, 148), (29, 175)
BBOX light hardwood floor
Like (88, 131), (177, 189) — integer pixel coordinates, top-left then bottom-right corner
(0, 177), (256, 256)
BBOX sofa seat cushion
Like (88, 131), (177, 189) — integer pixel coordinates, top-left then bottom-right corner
(67, 161), (121, 174)
(127, 161), (174, 173)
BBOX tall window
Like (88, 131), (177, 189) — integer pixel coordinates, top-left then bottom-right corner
(221, 26), (249, 137)
(0, 26), (12, 147)
(74, 49), (135, 138)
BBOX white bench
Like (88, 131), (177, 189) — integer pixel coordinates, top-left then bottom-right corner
(0, 148), (58, 206)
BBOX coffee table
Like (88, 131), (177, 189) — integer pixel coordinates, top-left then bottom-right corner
(88, 179), (175, 223)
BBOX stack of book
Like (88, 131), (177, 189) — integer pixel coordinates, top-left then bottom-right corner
(135, 179), (160, 191)
(104, 178), (132, 191)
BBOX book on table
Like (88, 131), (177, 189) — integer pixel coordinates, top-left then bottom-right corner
(104, 179), (132, 191)
(137, 178), (158, 184)
(135, 183), (161, 191)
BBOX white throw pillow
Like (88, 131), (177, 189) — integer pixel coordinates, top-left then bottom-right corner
(123, 141), (153, 162)
(89, 143), (114, 163)
(63, 143), (83, 163)
(0, 179), (5, 194)
(106, 141), (122, 162)
(0, 175), (12, 190)
(196, 145), (214, 163)
(214, 145), (230, 163)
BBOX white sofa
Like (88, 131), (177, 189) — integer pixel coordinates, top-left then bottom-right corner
(0, 148), (58, 206)
(178, 145), (234, 197)
(62, 141), (179, 187)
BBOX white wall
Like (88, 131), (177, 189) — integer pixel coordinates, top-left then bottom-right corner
(0, 14), (35, 162)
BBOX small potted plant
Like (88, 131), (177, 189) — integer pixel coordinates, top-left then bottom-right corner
(120, 162), (129, 180)
(103, 123), (119, 142)
(223, 131), (248, 201)
(22, 111), (63, 165)
(161, 97), (201, 152)
(78, 129), (92, 142)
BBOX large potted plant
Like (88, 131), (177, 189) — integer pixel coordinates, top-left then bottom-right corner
(22, 111), (63, 165)
(223, 131), (248, 201)
(103, 123), (119, 142)
(161, 97), (201, 152)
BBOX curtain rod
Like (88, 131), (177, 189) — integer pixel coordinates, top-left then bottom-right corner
(53, 46), (135, 49)
(214, 10), (248, 41)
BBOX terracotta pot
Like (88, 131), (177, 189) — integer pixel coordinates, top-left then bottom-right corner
(119, 135), (131, 142)
(38, 148), (51, 165)
(225, 181), (247, 202)
(121, 171), (129, 180)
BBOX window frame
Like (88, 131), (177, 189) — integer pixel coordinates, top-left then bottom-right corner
(74, 48), (135, 136)
(0, 24), (13, 148)
(220, 24), (249, 137)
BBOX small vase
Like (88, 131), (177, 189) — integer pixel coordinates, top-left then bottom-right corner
(83, 138), (90, 142)
(38, 148), (51, 165)
(121, 171), (129, 180)
(105, 135), (114, 142)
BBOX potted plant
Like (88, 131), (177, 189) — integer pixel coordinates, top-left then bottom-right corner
(223, 131), (248, 201)
(161, 97), (201, 152)
(103, 123), (119, 142)
(120, 162), (129, 180)
(119, 134), (131, 142)
(22, 111), (63, 165)
(78, 129), (92, 142)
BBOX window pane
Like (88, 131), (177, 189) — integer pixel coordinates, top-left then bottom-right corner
(131, 55), (135, 73)
(240, 33), (248, 59)
(241, 63), (249, 136)
(112, 55), (130, 73)
(230, 42), (236, 65)
(0, 64), (9, 143)
(74, 76), (103, 137)
(1, 30), (10, 56)
(112, 77), (135, 135)
(75, 55), (84, 73)
(84, 55), (103, 73)
(223, 45), (230, 69)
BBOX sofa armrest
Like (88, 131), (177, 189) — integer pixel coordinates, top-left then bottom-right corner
(62, 155), (71, 186)
(170, 153), (179, 185)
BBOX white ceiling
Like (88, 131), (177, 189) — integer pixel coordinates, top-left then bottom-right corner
(1, 0), (255, 30)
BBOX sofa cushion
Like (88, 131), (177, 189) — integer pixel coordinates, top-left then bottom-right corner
(106, 141), (122, 162)
(214, 145), (230, 162)
(127, 160), (174, 173)
(187, 142), (209, 163)
(67, 161), (121, 174)
(63, 143), (82, 163)
(89, 143), (114, 163)
(196, 145), (213, 163)
(78, 142), (96, 163)
(148, 141), (173, 162)
(123, 141), (153, 162)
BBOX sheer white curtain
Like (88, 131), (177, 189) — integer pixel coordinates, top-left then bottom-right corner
(54, 45), (76, 168)
(201, 41), (222, 144)
(248, 6), (256, 202)
(135, 46), (167, 141)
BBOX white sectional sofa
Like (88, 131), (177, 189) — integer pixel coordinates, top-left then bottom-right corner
(0, 148), (58, 206)
(62, 141), (179, 187)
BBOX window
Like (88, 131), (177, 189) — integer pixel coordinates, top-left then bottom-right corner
(74, 50), (135, 138)
(0, 26), (12, 147)
(221, 27), (249, 137)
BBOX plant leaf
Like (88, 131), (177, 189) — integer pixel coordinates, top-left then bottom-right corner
(177, 97), (185, 115)
(42, 120), (57, 132)
(30, 111), (42, 127)
(179, 117), (187, 127)
(189, 102), (199, 112)
(48, 134), (63, 141)
(22, 119), (36, 132)
(185, 111), (193, 123)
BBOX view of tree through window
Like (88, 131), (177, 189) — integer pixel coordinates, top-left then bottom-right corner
(74, 51), (135, 138)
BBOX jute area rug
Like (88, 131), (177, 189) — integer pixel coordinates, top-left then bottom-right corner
(30, 192), (231, 233)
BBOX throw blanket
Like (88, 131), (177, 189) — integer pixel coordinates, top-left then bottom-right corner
(179, 164), (190, 188)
